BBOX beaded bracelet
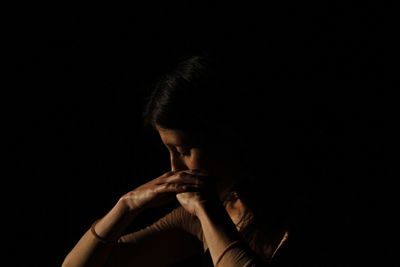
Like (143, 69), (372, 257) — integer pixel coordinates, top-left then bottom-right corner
(90, 219), (112, 244)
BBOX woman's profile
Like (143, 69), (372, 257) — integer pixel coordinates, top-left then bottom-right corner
(61, 54), (301, 267)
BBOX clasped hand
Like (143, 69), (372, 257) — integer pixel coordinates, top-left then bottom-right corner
(120, 169), (217, 216)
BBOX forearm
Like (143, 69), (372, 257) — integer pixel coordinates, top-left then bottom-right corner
(62, 199), (140, 267)
(196, 201), (241, 266)
(197, 201), (268, 267)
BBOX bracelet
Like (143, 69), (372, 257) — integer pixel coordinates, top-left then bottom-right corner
(90, 219), (112, 244)
(215, 240), (241, 266)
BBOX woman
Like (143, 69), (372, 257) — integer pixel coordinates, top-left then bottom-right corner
(62, 54), (299, 267)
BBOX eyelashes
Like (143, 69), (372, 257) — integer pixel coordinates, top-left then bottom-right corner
(176, 146), (192, 157)
(177, 149), (191, 157)
(165, 144), (194, 158)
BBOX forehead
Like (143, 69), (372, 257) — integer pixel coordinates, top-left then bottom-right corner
(156, 126), (193, 146)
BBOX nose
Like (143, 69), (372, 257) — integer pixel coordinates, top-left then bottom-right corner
(170, 154), (188, 171)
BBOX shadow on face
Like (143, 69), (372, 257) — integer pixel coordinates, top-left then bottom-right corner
(156, 126), (241, 189)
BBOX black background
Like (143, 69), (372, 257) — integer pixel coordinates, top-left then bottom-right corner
(5, 3), (395, 266)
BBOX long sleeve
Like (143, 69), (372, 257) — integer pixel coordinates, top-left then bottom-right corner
(214, 241), (265, 267)
(104, 207), (203, 267)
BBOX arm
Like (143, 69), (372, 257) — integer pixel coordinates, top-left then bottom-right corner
(62, 201), (202, 267)
(104, 207), (202, 267)
(174, 170), (271, 267)
(62, 199), (137, 267)
(196, 201), (267, 267)
(62, 170), (205, 267)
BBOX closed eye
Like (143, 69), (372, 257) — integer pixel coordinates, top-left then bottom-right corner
(176, 146), (191, 157)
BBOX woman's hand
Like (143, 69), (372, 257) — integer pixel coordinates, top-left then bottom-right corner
(119, 169), (217, 214)
(175, 169), (218, 216)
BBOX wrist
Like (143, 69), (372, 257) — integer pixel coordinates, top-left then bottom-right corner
(117, 196), (144, 215)
(91, 199), (140, 243)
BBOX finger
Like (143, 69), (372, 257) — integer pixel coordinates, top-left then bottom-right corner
(160, 169), (181, 178)
(179, 171), (213, 184)
(174, 170), (211, 180)
(183, 169), (210, 176)
(154, 170), (183, 182)
(154, 183), (201, 194)
(158, 179), (206, 189)
(161, 172), (194, 182)
(162, 174), (207, 186)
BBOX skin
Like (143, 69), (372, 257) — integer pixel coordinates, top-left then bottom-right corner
(155, 126), (246, 221)
(62, 126), (250, 267)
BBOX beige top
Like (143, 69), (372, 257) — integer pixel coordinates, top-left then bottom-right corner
(102, 207), (287, 267)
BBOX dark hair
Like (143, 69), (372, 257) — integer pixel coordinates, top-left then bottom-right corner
(143, 54), (246, 147)
(143, 53), (299, 174)
(143, 54), (300, 262)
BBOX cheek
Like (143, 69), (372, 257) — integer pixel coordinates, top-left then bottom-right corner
(187, 154), (205, 170)
(188, 150), (210, 170)
(190, 151), (225, 174)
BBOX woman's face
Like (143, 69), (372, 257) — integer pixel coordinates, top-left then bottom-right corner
(156, 126), (207, 171)
(156, 126), (239, 187)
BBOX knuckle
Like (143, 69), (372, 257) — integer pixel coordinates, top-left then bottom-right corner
(155, 184), (167, 192)
(177, 172), (185, 179)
